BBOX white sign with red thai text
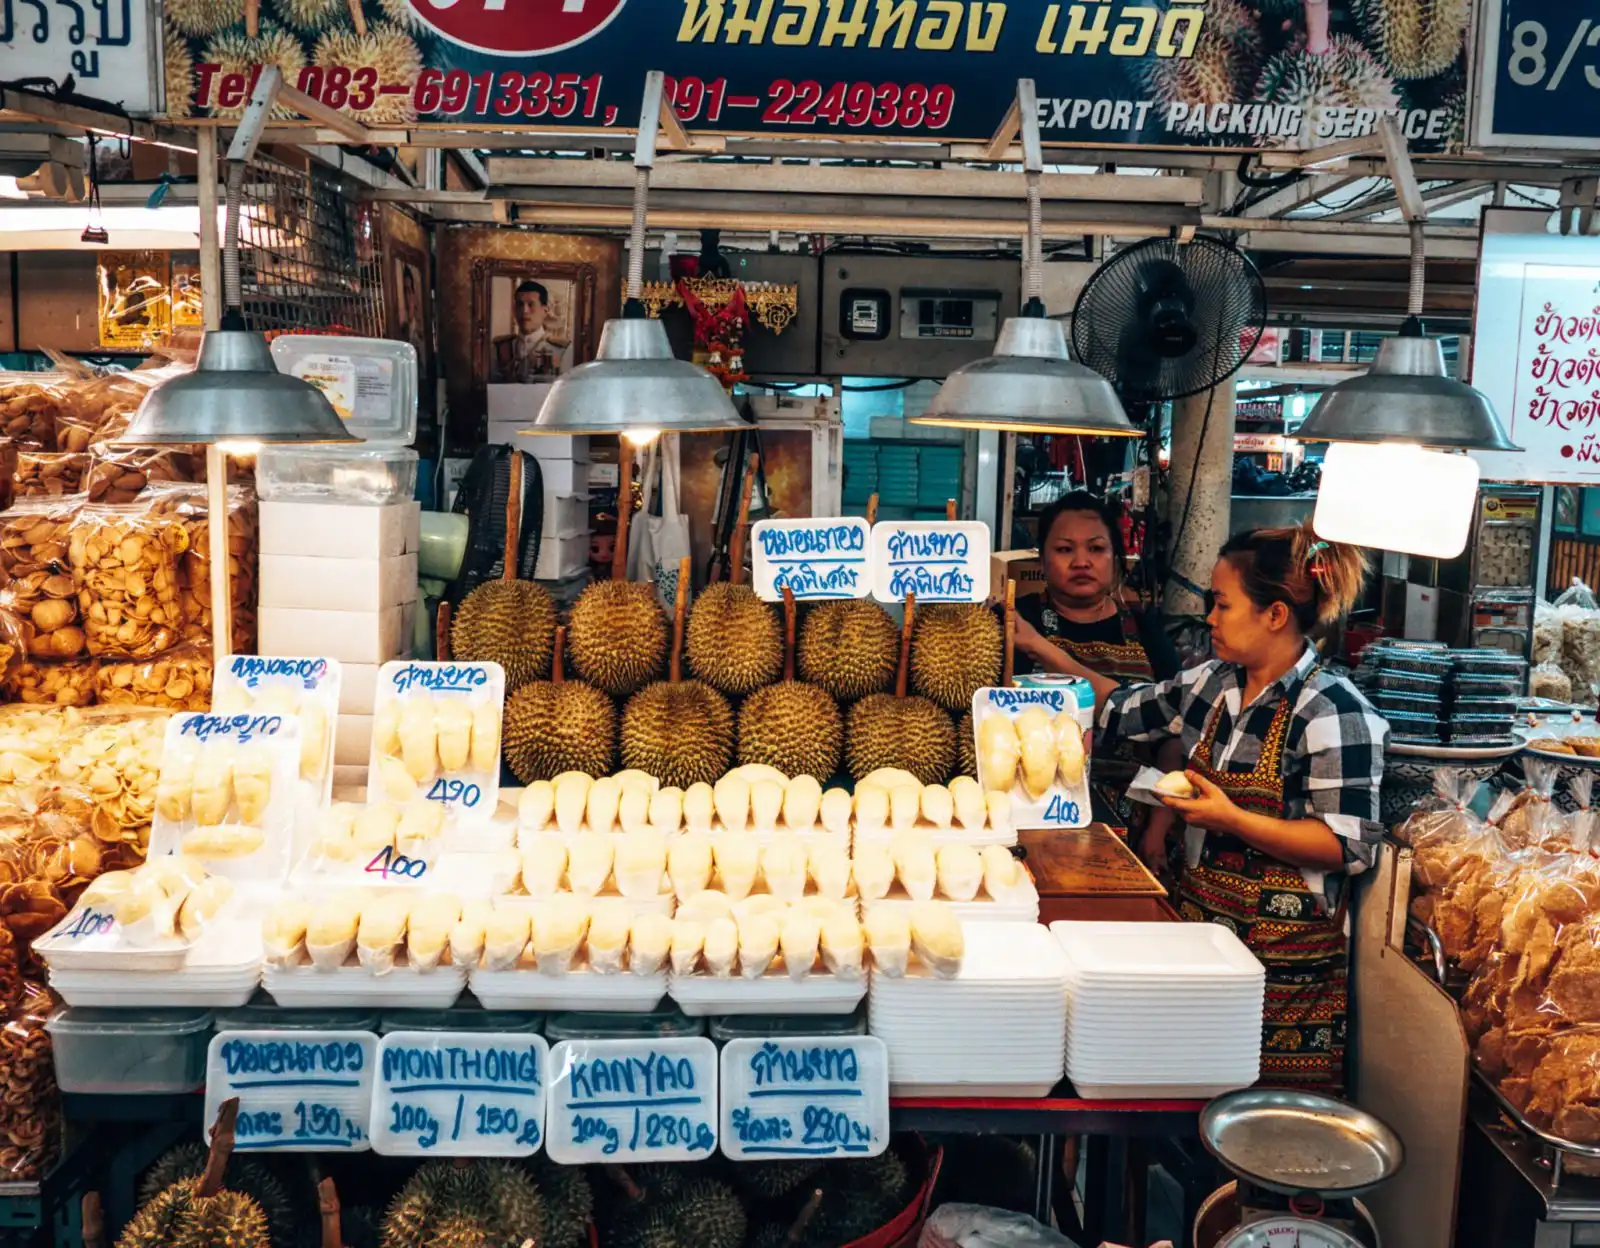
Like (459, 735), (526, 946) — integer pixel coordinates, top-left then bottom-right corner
(1473, 230), (1600, 483)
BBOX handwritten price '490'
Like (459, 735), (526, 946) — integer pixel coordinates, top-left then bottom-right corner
(1506, 19), (1600, 91)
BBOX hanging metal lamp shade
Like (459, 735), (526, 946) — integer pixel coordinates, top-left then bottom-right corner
(527, 315), (747, 438)
(116, 321), (358, 446)
(912, 315), (1138, 437)
(1294, 323), (1517, 452)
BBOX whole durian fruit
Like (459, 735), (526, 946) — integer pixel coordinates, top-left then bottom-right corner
(686, 582), (783, 696)
(568, 580), (670, 697)
(137, 1143), (297, 1248)
(955, 710), (977, 779)
(1253, 35), (1400, 147)
(1350, 0), (1470, 79)
(729, 1158), (825, 1200)
(622, 559), (734, 789)
(909, 603), (1003, 712)
(604, 1176), (746, 1248)
(502, 626), (617, 781)
(798, 599), (900, 702)
(1136, 0), (1261, 107)
(117, 1179), (269, 1248)
(528, 1156), (594, 1248)
(738, 588), (843, 780)
(845, 596), (957, 785)
(383, 1160), (545, 1248)
(452, 579), (557, 692)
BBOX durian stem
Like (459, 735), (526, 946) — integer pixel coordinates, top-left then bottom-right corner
(602, 1165), (645, 1203)
(613, 439), (634, 582)
(436, 600), (452, 662)
(81, 1193), (105, 1248)
(317, 1177), (341, 1248)
(552, 625), (567, 685)
(787, 1189), (824, 1244)
(347, 0), (366, 34)
(867, 492), (879, 525)
(1003, 578), (1016, 686)
(945, 498), (956, 521)
(198, 1098), (239, 1199)
(896, 592), (915, 699)
(782, 586), (797, 681)
(729, 450), (759, 586)
(244, 0), (258, 36)
(670, 554), (690, 683)
(504, 449), (522, 582)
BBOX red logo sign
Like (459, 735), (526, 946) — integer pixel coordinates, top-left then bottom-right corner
(409, 0), (626, 56)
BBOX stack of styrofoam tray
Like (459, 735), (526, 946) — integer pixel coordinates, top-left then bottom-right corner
(264, 955), (466, 1009)
(48, 918), (263, 1007)
(852, 819), (1015, 848)
(1051, 921), (1265, 1100)
(470, 961), (667, 1012)
(868, 922), (1066, 1097)
(497, 889), (676, 917)
(670, 968), (866, 1016)
(860, 881), (1039, 924)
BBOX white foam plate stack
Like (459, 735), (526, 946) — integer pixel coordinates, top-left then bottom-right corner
(1050, 921), (1265, 1099)
(264, 957), (466, 1009)
(868, 922), (1067, 1097)
(669, 968), (866, 1016)
(470, 963), (667, 1012)
(48, 919), (263, 1007)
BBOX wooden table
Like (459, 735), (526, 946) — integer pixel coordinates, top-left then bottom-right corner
(1018, 822), (1176, 923)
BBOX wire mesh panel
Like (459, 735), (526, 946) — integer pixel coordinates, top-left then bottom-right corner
(236, 154), (385, 336)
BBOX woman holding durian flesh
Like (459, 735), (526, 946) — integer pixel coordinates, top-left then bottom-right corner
(1048, 523), (1386, 1094)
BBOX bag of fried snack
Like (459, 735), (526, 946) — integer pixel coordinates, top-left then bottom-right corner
(0, 375), (61, 451)
(1491, 760), (1562, 849)
(14, 451), (88, 500)
(0, 500), (87, 661)
(83, 447), (198, 505)
(1515, 1026), (1600, 1142)
(143, 483), (257, 653)
(94, 644), (212, 712)
(66, 500), (189, 660)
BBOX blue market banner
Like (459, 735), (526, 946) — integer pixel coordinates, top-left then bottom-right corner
(1471, 0), (1600, 150)
(166, 0), (1469, 150)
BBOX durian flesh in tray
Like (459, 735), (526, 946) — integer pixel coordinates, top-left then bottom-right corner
(156, 737), (281, 858)
(977, 708), (1086, 801)
(212, 682), (331, 784)
(72, 855), (232, 947)
(312, 800), (446, 864)
(372, 690), (500, 804)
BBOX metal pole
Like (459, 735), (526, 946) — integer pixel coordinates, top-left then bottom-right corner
(1163, 380), (1238, 618)
(196, 128), (221, 331)
(206, 445), (233, 658)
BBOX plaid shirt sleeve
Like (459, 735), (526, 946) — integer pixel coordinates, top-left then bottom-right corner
(1293, 680), (1389, 875)
(1097, 661), (1221, 746)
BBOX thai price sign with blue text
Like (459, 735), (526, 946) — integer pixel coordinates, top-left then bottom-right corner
(720, 1037), (889, 1161)
(545, 1037), (718, 1164)
(205, 1031), (377, 1153)
(371, 1032), (548, 1156)
(751, 517), (873, 603)
(872, 521), (989, 604)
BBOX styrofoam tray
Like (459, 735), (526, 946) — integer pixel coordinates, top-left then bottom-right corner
(861, 891), (1038, 924)
(470, 965), (666, 1012)
(891, 1081), (1059, 1098)
(264, 959), (466, 1008)
(50, 971), (260, 1008)
(1069, 1078), (1254, 1100)
(670, 969), (866, 1016)
(1051, 920), (1265, 978)
(1065, 994), (1265, 1018)
(35, 919), (195, 972)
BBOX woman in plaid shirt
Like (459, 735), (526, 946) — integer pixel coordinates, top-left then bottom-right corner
(1035, 522), (1386, 1093)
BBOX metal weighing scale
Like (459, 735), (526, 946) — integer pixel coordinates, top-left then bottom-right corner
(1194, 1090), (1405, 1248)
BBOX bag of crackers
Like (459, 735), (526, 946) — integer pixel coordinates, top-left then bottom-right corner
(145, 482), (258, 653)
(94, 642), (213, 711)
(66, 497), (190, 660)
(0, 499), (88, 661)
(0, 374), (63, 451)
(0, 984), (61, 1179)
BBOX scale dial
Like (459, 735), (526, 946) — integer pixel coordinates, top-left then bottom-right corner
(1217, 1220), (1368, 1248)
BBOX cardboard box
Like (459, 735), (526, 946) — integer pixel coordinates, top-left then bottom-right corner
(535, 532), (590, 580)
(260, 501), (421, 559)
(335, 713), (373, 767)
(542, 492), (589, 537)
(332, 764), (368, 794)
(992, 548), (1046, 600)
(339, 662), (381, 715)
(259, 605), (408, 664)
(259, 553), (418, 612)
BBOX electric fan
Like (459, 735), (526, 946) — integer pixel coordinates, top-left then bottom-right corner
(1071, 235), (1267, 403)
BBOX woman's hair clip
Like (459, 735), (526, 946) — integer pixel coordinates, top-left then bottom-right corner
(1304, 539), (1332, 566)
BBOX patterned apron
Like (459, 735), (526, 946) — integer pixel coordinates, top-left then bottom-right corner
(1049, 606), (1154, 826)
(1173, 679), (1349, 1094)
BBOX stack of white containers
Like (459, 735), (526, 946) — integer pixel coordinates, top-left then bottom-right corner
(1051, 921), (1266, 1099)
(487, 387), (591, 584)
(868, 922), (1068, 1097)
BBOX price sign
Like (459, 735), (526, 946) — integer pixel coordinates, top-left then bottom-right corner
(751, 518), (873, 603)
(371, 1032), (548, 1157)
(371, 661), (504, 821)
(206, 1031), (377, 1153)
(545, 1038), (718, 1164)
(720, 1037), (889, 1161)
(871, 522), (990, 604)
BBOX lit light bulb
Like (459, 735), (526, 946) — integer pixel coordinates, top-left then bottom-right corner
(1313, 441), (1479, 558)
(622, 428), (662, 447)
(214, 440), (263, 455)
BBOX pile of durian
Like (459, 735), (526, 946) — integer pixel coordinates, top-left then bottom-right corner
(310, 800), (445, 864)
(977, 707), (1087, 801)
(456, 896), (674, 976)
(372, 690), (502, 803)
(155, 736), (282, 856)
(71, 855), (232, 947)
(855, 836), (1034, 907)
(518, 766), (844, 838)
(211, 681), (332, 785)
(850, 768), (1011, 839)
(669, 892), (964, 980)
(262, 891), (467, 973)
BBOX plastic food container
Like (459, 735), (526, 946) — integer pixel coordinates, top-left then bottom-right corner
(1374, 669), (1446, 697)
(212, 1005), (381, 1033)
(1451, 650), (1529, 677)
(1382, 710), (1444, 743)
(257, 446), (419, 505)
(1453, 696), (1518, 717)
(1373, 691), (1440, 717)
(47, 1007), (214, 1093)
(708, 1008), (867, 1043)
(270, 335), (418, 443)
(1368, 648), (1452, 677)
(379, 1007), (542, 1035)
(1454, 671), (1524, 698)
(1450, 713), (1516, 738)
(544, 1007), (706, 1042)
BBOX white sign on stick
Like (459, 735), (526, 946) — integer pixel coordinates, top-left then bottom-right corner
(720, 1037), (889, 1161)
(750, 518), (873, 602)
(205, 1031), (377, 1153)
(371, 1032), (548, 1156)
(545, 1037), (718, 1164)
(872, 521), (990, 603)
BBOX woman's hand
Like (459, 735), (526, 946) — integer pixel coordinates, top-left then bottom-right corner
(1010, 612), (1050, 659)
(1159, 770), (1243, 835)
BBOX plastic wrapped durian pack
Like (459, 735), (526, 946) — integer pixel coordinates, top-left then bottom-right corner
(369, 660), (505, 821)
(35, 855), (234, 954)
(971, 687), (1092, 831)
(212, 654), (342, 804)
(148, 711), (303, 878)
(311, 799), (446, 872)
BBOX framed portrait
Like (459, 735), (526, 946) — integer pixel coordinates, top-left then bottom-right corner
(382, 206), (432, 384)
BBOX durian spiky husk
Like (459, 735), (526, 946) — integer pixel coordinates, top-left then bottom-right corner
(528, 1156), (593, 1248)
(568, 581), (669, 697)
(276, 0), (343, 33)
(383, 1160), (545, 1248)
(503, 679), (617, 782)
(1350, 0), (1469, 79)
(312, 23), (422, 125)
(200, 25), (307, 118)
(846, 692), (957, 784)
(729, 1158), (824, 1199)
(136, 1144), (296, 1248)
(1253, 35), (1400, 147)
(1137, 0), (1261, 106)
(452, 579), (557, 692)
(955, 709), (976, 779)
(116, 1179), (269, 1248)
(165, 0), (243, 37)
(685, 583), (783, 695)
(163, 22), (195, 119)
(622, 679), (734, 789)
(738, 680), (842, 780)
(798, 599), (899, 702)
(909, 603), (1003, 712)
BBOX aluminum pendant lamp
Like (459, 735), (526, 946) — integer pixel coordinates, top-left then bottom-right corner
(1294, 317), (1517, 452)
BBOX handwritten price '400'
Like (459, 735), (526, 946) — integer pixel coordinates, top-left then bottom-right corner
(1506, 19), (1600, 90)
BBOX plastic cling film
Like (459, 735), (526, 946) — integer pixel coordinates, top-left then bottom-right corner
(369, 661), (505, 824)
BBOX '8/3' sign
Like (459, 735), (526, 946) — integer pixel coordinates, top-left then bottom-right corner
(409, 0), (627, 57)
